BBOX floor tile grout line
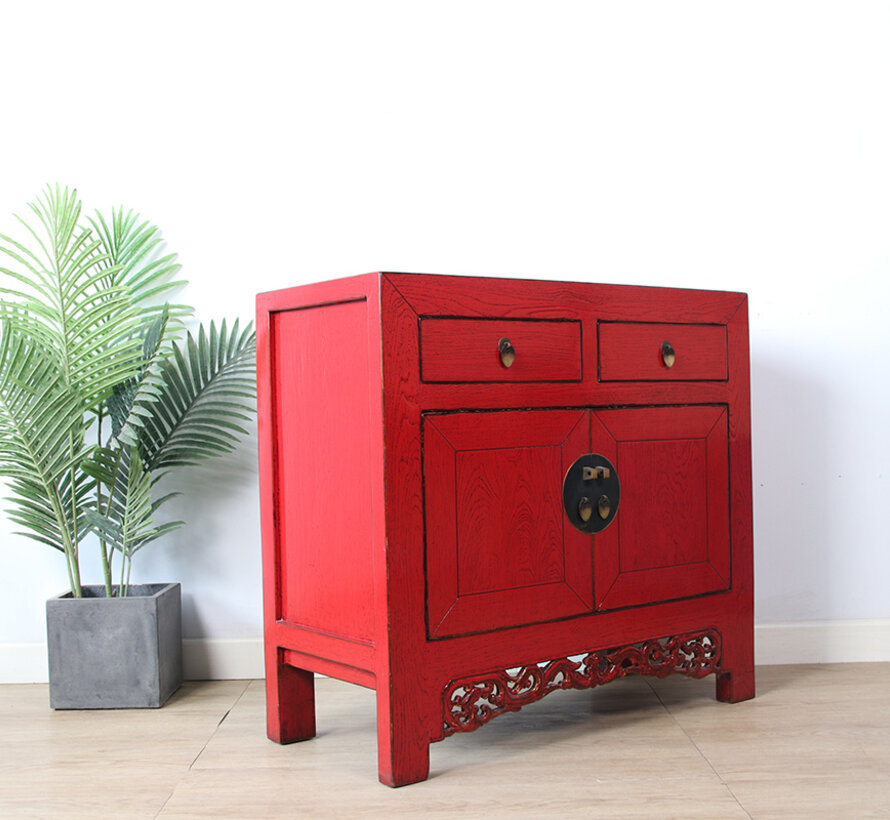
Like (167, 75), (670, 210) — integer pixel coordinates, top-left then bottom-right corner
(152, 679), (255, 819)
(188, 678), (254, 769)
(645, 678), (754, 820)
(153, 785), (178, 819)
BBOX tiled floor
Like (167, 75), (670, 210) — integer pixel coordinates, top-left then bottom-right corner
(1, 664), (888, 818)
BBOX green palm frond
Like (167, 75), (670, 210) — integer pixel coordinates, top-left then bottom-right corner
(0, 185), (145, 408)
(58, 463), (97, 544)
(106, 308), (174, 446)
(0, 320), (89, 554)
(7, 462), (95, 552)
(84, 446), (182, 560)
(141, 319), (256, 470)
(88, 206), (190, 323)
(0, 185), (257, 597)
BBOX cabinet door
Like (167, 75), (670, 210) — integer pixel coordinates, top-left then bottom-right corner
(424, 410), (592, 638)
(593, 406), (731, 610)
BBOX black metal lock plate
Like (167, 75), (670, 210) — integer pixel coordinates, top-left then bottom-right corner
(563, 453), (620, 534)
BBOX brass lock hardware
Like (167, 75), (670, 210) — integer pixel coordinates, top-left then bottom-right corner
(661, 340), (676, 368)
(598, 494), (611, 519)
(563, 454), (620, 534)
(498, 337), (515, 368)
(579, 495), (611, 521)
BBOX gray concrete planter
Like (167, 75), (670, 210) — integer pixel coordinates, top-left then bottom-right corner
(46, 583), (182, 709)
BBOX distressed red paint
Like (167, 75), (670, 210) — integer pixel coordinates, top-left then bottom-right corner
(257, 273), (754, 787)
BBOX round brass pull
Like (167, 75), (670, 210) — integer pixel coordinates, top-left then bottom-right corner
(578, 497), (593, 522)
(498, 337), (515, 368)
(661, 340), (676, 368)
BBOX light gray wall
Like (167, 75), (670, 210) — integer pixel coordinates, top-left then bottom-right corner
(1, 2), (888, 663)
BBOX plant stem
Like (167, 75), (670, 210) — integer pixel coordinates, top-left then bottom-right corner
(64, 526), (83, 597)
(69, 453), (77, 555)
(119, 545), (129, 598)
(58, 504), (82, 598)
(67, 429), (83, 597)
(96, 405), (114, 597)
(64, 543), (81, 598)
(101, 542), (113, 596)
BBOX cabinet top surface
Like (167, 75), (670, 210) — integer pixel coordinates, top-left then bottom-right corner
(385, 271), (746, 299)
(257, 271), (748, 303)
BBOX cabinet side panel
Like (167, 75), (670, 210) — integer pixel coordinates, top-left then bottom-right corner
(271, 300), (375, 644)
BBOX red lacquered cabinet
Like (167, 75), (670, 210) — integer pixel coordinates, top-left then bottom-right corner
(257, 273), (754, 787)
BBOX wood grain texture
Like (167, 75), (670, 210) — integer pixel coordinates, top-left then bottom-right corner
(456, 445), (564, 594)
(378, 278), (435, 786)
(424, 411), (592, 638)
(258, 272), (755, 784)
(718, 297), (755, 703)
(272, 621), (376, 665)
(265, 660), (315, 744)
(599, 322), (728, 381)
(386, 272), (746, 324)
(618, 437), (709, 572)
(271, 300), (376, 644)
(594, 406), (731, 611)
(281, 649), (376, 690)
(257, 273), (384, 747)
(420, 318), (581, 382)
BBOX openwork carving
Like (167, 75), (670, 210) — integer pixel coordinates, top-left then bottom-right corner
(443, 629), (721, 735)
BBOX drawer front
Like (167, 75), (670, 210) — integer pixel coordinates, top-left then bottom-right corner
(598, 322), (727, 381)
(420, 318), (582, 383)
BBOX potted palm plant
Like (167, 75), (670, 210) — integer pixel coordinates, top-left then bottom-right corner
(0, 185), (256, 708)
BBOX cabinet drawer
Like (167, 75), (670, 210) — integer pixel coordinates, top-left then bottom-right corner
(420, 318), (582, 383)
(598, 322), (727, 381)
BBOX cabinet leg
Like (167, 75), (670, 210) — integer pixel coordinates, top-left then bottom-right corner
(377, 732), (430, 787)
(376, 691), (431, 787)
(716, 668), (755, 703)
(266, 657), (316, 744)
(716, 620), (755, 703)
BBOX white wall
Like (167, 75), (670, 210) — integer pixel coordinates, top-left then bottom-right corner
(1, 1), (888, 679)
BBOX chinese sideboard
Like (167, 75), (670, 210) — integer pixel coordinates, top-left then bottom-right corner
(257, 272), (754, 786)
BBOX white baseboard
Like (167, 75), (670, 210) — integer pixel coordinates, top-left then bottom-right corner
(182, 637), (264, 680)
(2, 620), (889, 683)
(753, 619), (890, 666)
(0, 642), (48, 684)
(0, 637), (265, 684)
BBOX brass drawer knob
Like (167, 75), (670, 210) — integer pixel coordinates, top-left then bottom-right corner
(661, 340), (676, 368)
(498, 337), (515, 368)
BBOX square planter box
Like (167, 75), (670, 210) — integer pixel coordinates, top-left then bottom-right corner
(46, 583), (182, 709)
